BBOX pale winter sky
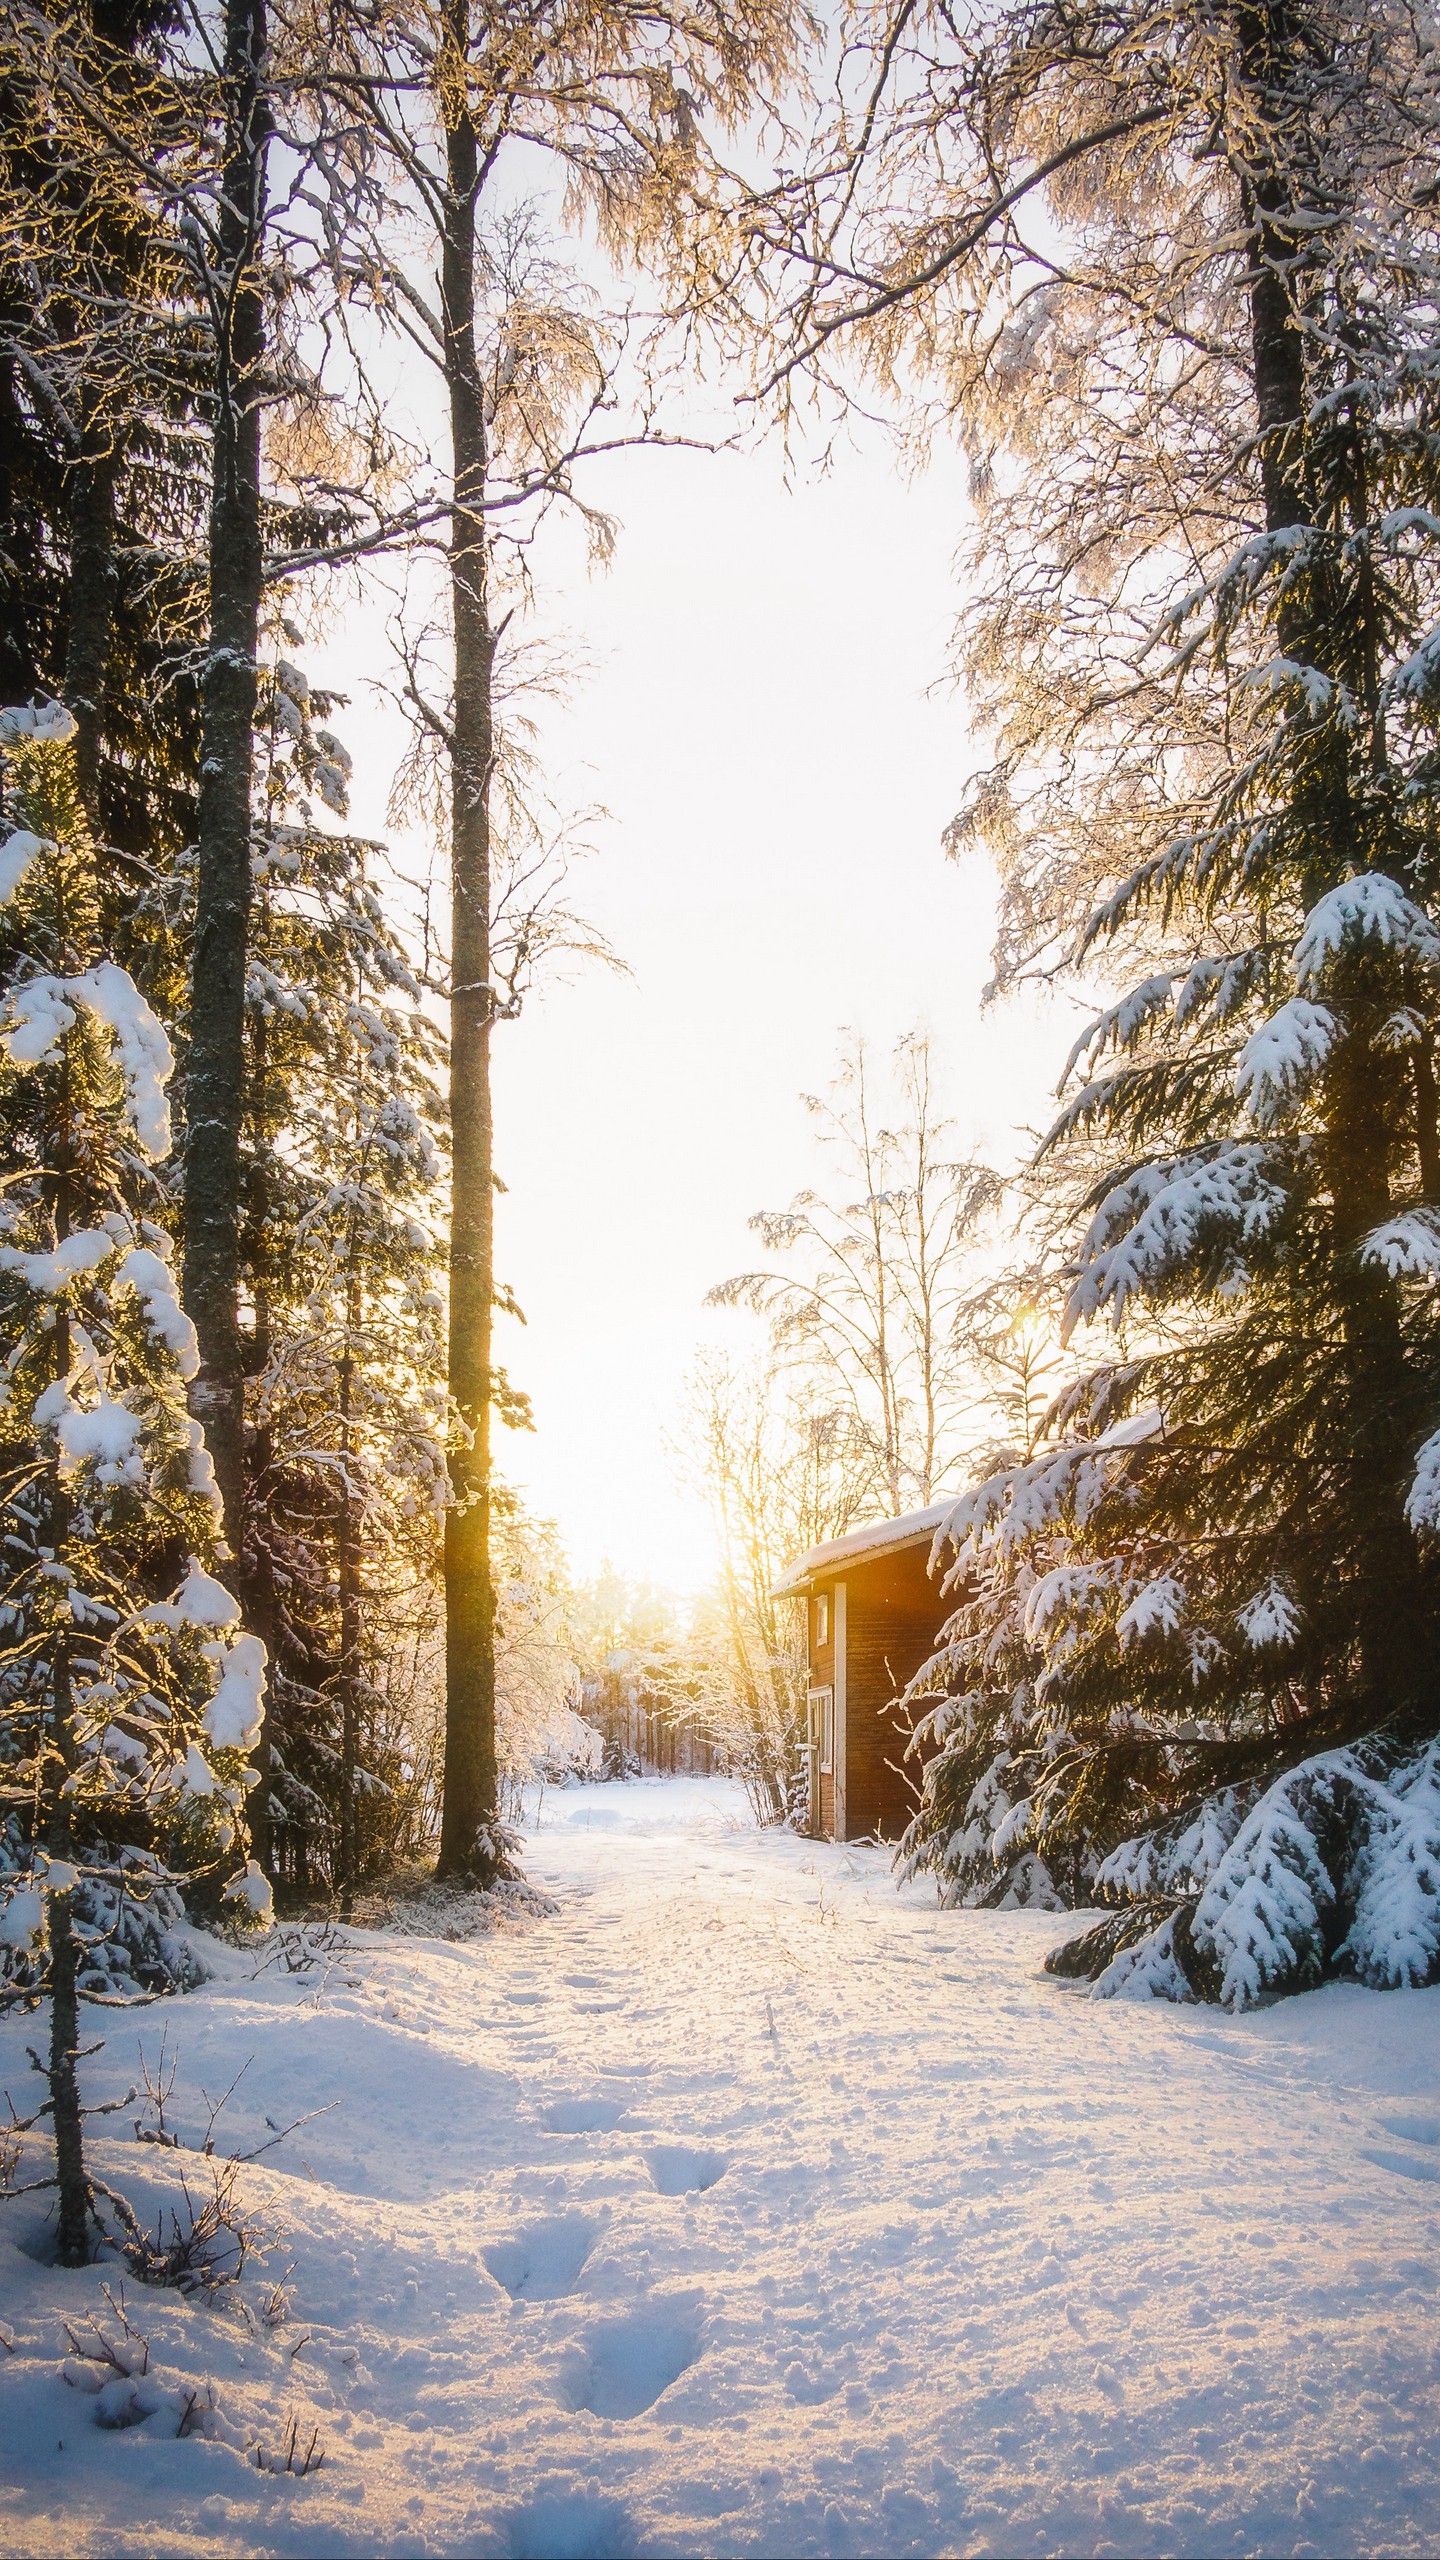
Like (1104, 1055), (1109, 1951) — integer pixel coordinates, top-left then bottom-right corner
(335, 423), (1067, 1595)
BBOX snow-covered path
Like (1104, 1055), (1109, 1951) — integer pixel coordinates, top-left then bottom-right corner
(3, 1777), (1440, 2559)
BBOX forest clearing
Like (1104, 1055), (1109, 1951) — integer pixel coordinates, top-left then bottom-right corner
(3, 1777), (1439, 2559)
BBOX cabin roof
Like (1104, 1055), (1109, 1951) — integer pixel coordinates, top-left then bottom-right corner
(771, 1409), (1169, 1604)
(769, 1501), (952, 1600)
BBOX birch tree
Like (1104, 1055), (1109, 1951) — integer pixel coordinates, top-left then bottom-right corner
(680, 1346), (871, 1821)
(711, 1031), (1001, 1515)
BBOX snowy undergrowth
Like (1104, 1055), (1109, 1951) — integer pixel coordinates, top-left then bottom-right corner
(2, 1776), (1438, 2559)
(357, 1870), (561, 1941)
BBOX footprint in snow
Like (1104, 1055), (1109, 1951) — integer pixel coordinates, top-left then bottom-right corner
(1377, 2113), (1440, 2146)
(557, 2307), (701, 2419)
(483, 2214), (600, 2300)
(543, 2096), (626, 2134)
(644, 2142), (727, 2197)
(1360, 2144), (1440, 2185)
(503, 2490), (639, 2559)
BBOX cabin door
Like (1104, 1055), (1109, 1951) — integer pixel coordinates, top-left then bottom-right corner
(806, 1687), (832, 1838)
(831, 1579), (847, 1839)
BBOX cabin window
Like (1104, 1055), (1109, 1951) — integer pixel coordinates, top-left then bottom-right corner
(810, 1685), (834, 1773)
(814, 1593), (829, 1648)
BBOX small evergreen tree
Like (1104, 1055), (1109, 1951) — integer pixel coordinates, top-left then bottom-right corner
(0, 709), (266, 2265)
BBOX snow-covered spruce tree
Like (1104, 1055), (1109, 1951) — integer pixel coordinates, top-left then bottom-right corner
(890, 1278), (1114, 1911)
(838, 3), (1440, 1998)
(0, 710), (269, 2263)
(240, 653), (449, 1899)
(898, 1399), (1200, 1914)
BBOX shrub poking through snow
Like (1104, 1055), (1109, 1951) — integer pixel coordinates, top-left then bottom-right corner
(0, 715), (267, 2265)
(58, 2288), (303, 2454)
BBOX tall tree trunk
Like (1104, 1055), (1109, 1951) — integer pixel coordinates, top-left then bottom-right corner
(243, 1457), (280, 1873)
(1239, 2), (1436, 1719)
(437, 12), (501, 1882)
(47, 1892), (90, 2267)
(183, 0), (268, 1558)
(1237, 9), (1309, 546)
(336, 1264), (361, 1913)
(47, 1162), (90, 2266)
(1416, 1041), (1440, 1205)
(240, 1011), (279, 1874)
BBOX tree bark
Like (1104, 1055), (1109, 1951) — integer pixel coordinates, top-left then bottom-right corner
(47, 1164), (90, 2266)
(436, 2), (501, 1881)
(1416, 1041), (1440, 1205)
(336, 1267), (361, 1913)
(47, 1891), (90, 2267)
(183, 0), (268, 1557)
(1237, 8), (1310, 545)
(239, 1006), (279, 1871)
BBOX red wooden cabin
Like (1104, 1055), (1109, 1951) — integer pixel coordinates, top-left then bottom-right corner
(771, 1506), (953, 1842)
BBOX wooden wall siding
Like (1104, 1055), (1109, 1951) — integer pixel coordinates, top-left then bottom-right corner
(809, 1542), (947, 1843)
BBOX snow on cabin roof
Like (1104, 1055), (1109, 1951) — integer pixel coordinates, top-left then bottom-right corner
(769, 1501), (953, 1601)
(768, 1408), (1167, 1603)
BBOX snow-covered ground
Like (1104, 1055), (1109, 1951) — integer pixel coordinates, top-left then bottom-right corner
(3, 1775), (1440, 2559)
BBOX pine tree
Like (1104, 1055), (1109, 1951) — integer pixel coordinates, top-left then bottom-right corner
(0, 710), (267, 2264)
(182, 0), (273, 1553)
(810, 2), (1440, 2000)
(238, 650), (449, 1898)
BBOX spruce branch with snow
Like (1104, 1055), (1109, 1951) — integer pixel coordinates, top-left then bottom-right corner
(0, 719), (267, 2266)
